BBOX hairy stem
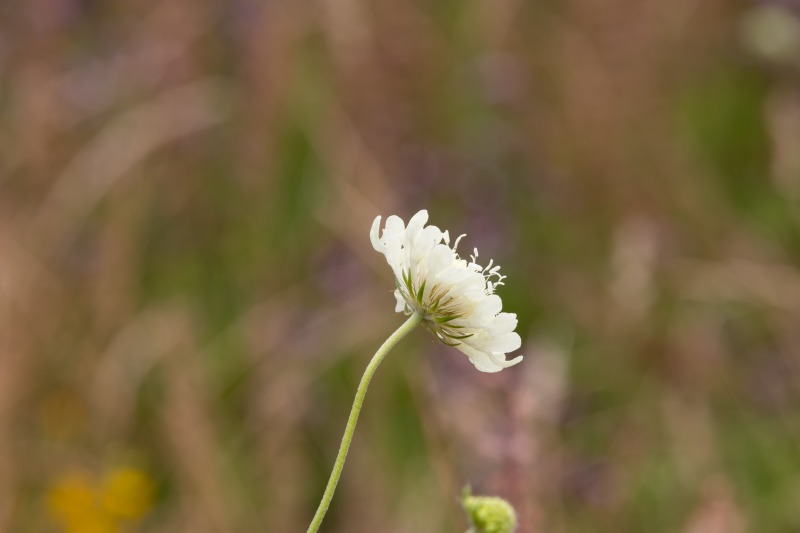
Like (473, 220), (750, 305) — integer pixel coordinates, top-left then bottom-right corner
(306, 311), (424, 533)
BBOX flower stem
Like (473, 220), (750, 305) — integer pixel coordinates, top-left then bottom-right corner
(306, 311), (424, 533)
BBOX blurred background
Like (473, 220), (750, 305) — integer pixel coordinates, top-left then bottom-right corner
(2, 1), (800, 532)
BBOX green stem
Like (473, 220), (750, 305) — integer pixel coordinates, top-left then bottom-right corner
(307, 311), (424, 533)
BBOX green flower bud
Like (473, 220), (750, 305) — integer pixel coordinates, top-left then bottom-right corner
(461, 486), (517, 533)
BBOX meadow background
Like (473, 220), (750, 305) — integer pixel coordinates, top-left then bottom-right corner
(2, 1), (800, 532)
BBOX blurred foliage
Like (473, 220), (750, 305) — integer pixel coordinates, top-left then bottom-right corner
(2, 1), (800, 532)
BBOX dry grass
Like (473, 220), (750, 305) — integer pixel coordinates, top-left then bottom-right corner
(2, 1), (800, 531)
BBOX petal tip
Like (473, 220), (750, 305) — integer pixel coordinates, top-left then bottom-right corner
(370, 215), (384, 252)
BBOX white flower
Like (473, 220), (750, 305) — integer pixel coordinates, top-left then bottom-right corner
(370, 210), (523, 372)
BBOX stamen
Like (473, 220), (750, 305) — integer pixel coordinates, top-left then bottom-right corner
(470, 247), (479, 263)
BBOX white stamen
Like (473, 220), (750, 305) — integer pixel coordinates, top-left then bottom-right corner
(453, 233), (467, 251)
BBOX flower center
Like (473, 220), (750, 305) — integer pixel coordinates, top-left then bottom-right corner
(397, 269), (472, 346)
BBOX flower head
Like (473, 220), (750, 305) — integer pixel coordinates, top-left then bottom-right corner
(101, 467), (155, 521)
(47, 465), (154, 533)
(370, 210), (522, 372)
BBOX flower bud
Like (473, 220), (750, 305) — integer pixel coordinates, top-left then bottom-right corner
(461, 487), (517, 533)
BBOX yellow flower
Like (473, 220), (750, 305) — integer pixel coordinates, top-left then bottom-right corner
(46, 465), (154, 533)
(64, 512), (118, 533)
(101, 466), (155, 521)
(47, 470), (97, 527)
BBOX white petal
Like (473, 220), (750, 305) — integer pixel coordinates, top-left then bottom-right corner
(488, 331), (522, 353)
(448, 270), (486, 298)
(415, 225), (443, 251)
(486, 312), (517, 335)
(455, 342), (505, 373)
(458, 328), (516, 352)
(384, 215), (405, 237)
(474, 294), (502, 319)
(405, 210), (429, 240)
(427, 244), (457, 278)
(501, 354), (524, 367)
(394, 289), (407, 313)
(370, 216), (385, 252)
